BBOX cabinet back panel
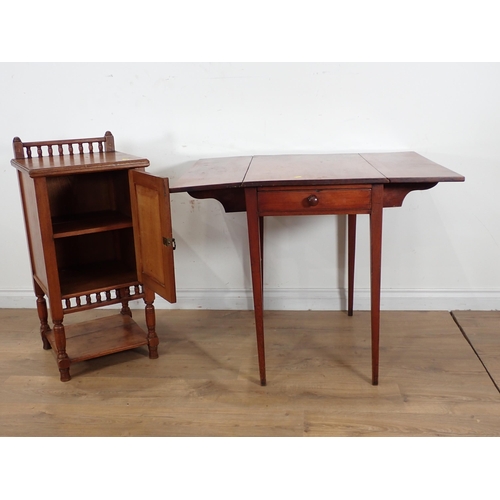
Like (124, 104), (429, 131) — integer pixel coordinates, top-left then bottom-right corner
(47, 170), (131, 218)
(54, 228), (136, 269)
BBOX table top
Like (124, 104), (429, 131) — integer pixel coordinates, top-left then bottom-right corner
(170, 152), (464, 192)
(11, 151), (149, 177)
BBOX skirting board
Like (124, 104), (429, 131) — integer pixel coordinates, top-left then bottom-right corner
(1, 288), (499, 311)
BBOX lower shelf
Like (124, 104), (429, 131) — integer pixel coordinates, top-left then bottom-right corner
(46, 314), (148, 364)
(59, 261), (138, 298)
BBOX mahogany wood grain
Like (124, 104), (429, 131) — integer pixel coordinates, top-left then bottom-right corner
(18, 172), (49, 292)
(347, 214), (357, 317)
(129, 170), (176, 304)
(383, 182), (438, 207)
(187, 187), (246, 212)
(58, 262), (139, 298)
(245, 187), (266, 386)
(247, 182), (384, 384)
(44, 314), (149, 363)
(170, 156), (252, 192)
(52, 211), (133, 238)
(257, 185), (372, 216)
(369, 185), (384, 385)
(34, 280), (51, 350)
(13, 130), (115, 159)
(169, 152), (465, 192)
(243, 154), (389, 186)
(11, 151), (149, 177)
(144, 286), (160, 359)
(360, 152), (464, 183)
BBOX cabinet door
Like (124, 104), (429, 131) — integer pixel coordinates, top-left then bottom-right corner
(129, 170), (176, 303)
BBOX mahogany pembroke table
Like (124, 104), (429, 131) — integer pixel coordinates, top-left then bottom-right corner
(170, 152), (464, 386)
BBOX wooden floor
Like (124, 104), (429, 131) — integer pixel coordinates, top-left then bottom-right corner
(1, 307), (500, 436)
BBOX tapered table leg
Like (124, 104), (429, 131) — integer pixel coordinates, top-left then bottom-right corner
(245, 188), (266, 386)
(260, 216), (264, 296)
(347, 214), (357, 316)
(370, 185), (384, 386)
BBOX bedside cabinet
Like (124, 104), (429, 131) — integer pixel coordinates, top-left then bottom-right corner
(11, 131), (176, 381)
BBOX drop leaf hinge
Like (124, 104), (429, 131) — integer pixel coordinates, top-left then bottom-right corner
(162, 237), (176, 250)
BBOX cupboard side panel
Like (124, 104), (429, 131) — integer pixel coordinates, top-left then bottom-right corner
(18, 171), (49, 292)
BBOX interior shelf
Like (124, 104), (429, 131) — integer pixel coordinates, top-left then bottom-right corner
(52, 210), (133, 238)
(59, 261), (139, 297)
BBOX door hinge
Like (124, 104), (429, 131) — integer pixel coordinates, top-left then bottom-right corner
(162, 237), (176, 250)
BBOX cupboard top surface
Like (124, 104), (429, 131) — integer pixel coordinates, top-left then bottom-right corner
(11, 151), (149, 177)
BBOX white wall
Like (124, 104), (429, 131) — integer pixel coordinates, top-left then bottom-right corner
(1, 62), (499, 310)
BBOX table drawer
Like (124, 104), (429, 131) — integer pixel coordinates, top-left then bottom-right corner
(257, 186), (372, 215)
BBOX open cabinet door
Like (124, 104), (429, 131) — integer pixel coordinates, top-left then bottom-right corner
(129, 170), (176, 303)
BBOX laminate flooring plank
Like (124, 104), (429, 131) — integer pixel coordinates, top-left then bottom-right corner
(1, 309), (499, 436)
(303, 410), (500, 436)
(0, 308), (41, 333)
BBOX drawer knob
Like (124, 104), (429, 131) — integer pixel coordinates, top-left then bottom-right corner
(307, 194), (319, 206)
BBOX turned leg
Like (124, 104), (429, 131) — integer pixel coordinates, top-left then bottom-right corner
(245, 188), (266, 386)
(52, 319), (71, 382)
(347, 214), (357, 316)
(144, 287), (159, 359)
(118, 287), (133, 317)
(34, 281), (51, 350)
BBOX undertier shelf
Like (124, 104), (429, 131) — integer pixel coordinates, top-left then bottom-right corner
(46, 314), (149, 363)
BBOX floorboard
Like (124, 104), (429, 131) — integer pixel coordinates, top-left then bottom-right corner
(1, 308), (500, 436)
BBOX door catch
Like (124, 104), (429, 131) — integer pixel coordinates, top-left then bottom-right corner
(162, 237), (176, 250)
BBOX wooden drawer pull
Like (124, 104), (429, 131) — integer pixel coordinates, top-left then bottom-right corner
(307, 194), (319, 206)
